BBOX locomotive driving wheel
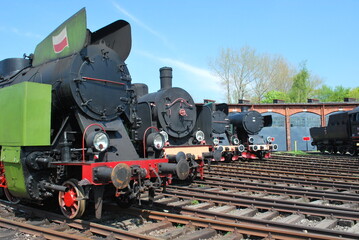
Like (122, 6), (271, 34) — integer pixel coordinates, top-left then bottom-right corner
(4, 188), (20, 204)
(58, 179), (86, 219)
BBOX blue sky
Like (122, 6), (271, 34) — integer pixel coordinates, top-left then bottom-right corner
(1, 1), (358, 102)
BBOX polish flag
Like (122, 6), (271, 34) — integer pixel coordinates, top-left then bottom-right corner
(52, 27), (69, 53)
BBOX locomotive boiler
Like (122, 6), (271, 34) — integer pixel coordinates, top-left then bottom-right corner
(0, 8), (189, 219)
(310, 107), (359, 156)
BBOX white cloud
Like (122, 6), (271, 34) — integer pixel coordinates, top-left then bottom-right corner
(158, 57), (221, 92)
(112, 2), (173, 49)
(136, 50), (223, 97)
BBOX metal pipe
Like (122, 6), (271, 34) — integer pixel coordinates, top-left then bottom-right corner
(41, 182), (68, 192)
(160, 67), (172, 90)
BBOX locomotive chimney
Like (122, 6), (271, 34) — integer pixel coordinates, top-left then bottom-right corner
(160, 67), (172, 90)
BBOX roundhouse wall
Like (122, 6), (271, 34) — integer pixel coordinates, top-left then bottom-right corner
(228, 102), (359, 151)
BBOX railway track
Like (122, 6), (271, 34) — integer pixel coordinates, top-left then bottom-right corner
(1, 153), (359, 239)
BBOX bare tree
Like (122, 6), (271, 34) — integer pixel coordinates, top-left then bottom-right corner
(251, 55), (296, 102)
(209, 48), (233, 103)
(210, 46), (313, 103)
(268, 56), (296, 93)
(210, 46), (260, 103)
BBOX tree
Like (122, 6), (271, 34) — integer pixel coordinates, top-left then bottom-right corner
(349, 87), (359, 99)
(251, 55), (295, 102)
(260, 90), (289, 103)
(210, 46), (295, 103)
(209, 48), (233, 103)
(288, 63), (310, 103)
(313, 85), (333, 102)
(331, 86), (350, 102)
(314, 85), (351, 102)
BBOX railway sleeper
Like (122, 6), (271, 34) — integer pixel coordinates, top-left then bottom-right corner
(208, 205), (236, 214)
(167, 199), (193, 207)
(348, 222), (359, 233)
(231, 207), (258, 217)
(253, 210), (279, 220)
(0, 229), (16, 239)
(315, 217), (338, 229)
(157, 224), (195, 239)
(176, 227), (216, 240)
(186, 202), (215, 210)
(132, 220), (172, 235)
(276, 213), (305, 224)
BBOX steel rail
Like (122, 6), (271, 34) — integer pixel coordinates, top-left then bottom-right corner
(206, 167), (359, 191)
(224, 160), (359, 175)
(0, 216), (91, 240)
(197, 176), (359, 203)
(233, 158), (359, 172)
(122, 207), (350, 240)
(208, 164), (359, 181)
(163, 186), (359, 220)
(0, 200), (159, 240)
(142, 199), (359, 240)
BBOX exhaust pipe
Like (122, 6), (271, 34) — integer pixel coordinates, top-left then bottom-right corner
(160, 67), (172, 90)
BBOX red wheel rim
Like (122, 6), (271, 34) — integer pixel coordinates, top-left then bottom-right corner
(58, 179), (85, 219)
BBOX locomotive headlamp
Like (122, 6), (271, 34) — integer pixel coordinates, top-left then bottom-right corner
(195, 130), (205, 142)
(147, 132), (165, 150)
(93, 132), (109, 152)
(159, 130), (169, 143)
(231, 136), (239, 145)
(213, 138), (220, 145)
(238, 144), (245, 152)
(267, 136), (273, 143)
(248, 137), (254, 144)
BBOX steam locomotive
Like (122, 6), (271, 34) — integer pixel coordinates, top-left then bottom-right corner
(206, 102), (278, 160)
(310, 107), (359, 156)
(134, 67), (217, 180)
(0, 8), (193, 219)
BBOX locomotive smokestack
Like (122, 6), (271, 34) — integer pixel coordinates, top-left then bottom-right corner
(160, 67), (172, 90)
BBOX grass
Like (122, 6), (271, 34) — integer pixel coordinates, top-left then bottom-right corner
(191, 199), (199, 205)
(276, 151), (311, 155)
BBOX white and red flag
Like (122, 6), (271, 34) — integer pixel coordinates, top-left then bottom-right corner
(52, 27), (69, 53)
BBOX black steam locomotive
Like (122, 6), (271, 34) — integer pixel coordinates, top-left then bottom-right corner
(134, 67), (217, 180)
(310, 107), (359, 156)
(206, 102), (278, 160)
(0, 8), (192, 219)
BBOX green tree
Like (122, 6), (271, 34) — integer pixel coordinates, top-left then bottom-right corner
(288, 63), (310, 103)
(314, 85), (351, 102)
(313, 85), (333, 102)
(330, 86), (350, 102)
(260, 90), (289, 103)
(349, 87), (359, 99)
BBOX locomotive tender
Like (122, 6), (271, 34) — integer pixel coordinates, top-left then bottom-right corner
(206, 103), (278, 160)
(310, 107), (359, 155)
(0, 8), (191, 219)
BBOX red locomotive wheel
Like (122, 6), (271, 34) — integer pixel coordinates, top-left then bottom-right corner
(58, 179), (86, 219)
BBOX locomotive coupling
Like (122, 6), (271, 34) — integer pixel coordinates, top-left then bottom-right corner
(158, 160), (190, 180)
(160, 151), (190, 180)
(93, 163), (132, 189)
(111, 163), (132, 189)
